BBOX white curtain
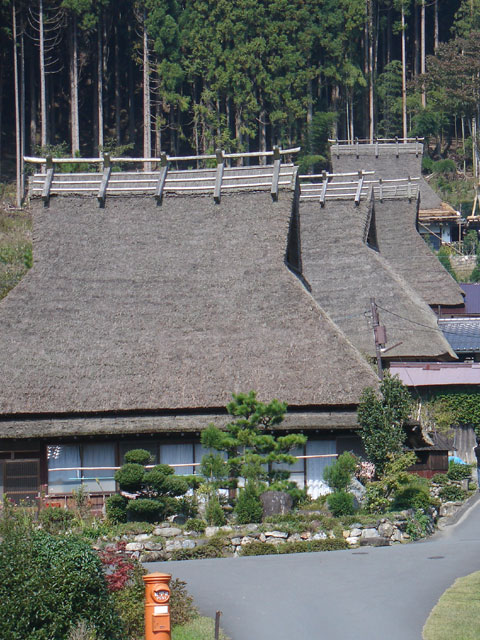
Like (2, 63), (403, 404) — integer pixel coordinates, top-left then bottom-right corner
(161, 444), (194, 475)
(82, 443), (116, 492)
(306, 440), (336, 499)
(48, 444), (81, 494)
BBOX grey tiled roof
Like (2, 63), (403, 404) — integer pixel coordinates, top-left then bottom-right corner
(439, 318), (480, 352)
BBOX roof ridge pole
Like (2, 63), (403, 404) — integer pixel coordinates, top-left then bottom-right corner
(375, 136), (379, 158)
(379, 177), (383, 203)
(336, 138), (340, 159)
(320, 170), (328, 207)
(214, 148), (224, 204)
(395, 135), (399, 158)
(415, 136), (419, 157)
(42, 155), (54, 206)
(355, 136), (359, 159)
(355, 170), (364, 206)
(407, 175), (412, 202)
(270, 146), (281, 201)
(370, 297), (384, 380)
(97, 152), (111, 208)
(155, 152), (169, 205)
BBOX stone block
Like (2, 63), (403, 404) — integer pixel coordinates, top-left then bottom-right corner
(263, 530), (288, 539)
(125, 542), (145, 551)
(361, 528), (380, 538)
(260, 491), (293, 517)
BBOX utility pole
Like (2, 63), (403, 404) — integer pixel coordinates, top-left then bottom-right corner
(370, 298), (386, 380)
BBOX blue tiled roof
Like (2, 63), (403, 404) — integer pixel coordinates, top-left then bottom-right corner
(439, 318), (480, 353)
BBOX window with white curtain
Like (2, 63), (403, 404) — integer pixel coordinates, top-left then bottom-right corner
(48, 445), (81, 494)
(82, 443), (116, 492)
(306, 440), (336, 499)
(273, 445), (305, 488)
(160, 444), (194, 475)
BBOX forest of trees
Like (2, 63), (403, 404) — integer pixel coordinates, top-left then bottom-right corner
(1, 0), (480, 183)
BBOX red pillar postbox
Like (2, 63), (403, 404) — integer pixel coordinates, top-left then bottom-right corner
(143, 572), (172, 640)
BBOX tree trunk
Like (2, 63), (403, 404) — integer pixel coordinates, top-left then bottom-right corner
(434, 0), (439, 51)
(401, 4), (407, 139)
(13, 0), (22, 207)
(39, 0), (47, 148)
(114, 23), (121, 144)
(143, 14), (151, 171)
(69, 15), (80, 156)
(367, 0), (374, 141)
(29, 47), (37, 151)
(421, 0), (426, 107)
(20, 14), (25, 198)
(235, 106), (243, 165)
(97, 17), (104, 155)
(127, 24), (135, 147)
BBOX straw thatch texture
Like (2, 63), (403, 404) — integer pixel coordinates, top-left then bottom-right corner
(0, 190), (378, 417)
(330, 145), (442, 210)
(374, 198), (464, 306)
(299, 193), (456, 360)
(0, 410), (360, 439)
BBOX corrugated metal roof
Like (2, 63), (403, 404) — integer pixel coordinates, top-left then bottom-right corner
(390, 361), (480, 385)
(459, 283), (480, 315)
(439, 318), (480, 352)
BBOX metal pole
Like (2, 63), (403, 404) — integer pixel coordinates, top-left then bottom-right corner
(215, 611), (222, 640)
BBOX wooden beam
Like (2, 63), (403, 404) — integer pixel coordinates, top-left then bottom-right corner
(214, 149), (224, 204)
(97, 153), (111, 208)
(155, 153), (169, 205)
(270, 146), (281, 201)
(42, 155), (54, 206)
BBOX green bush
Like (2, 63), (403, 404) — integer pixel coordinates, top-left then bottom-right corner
(235, 483), (263, 524)
(326, 491), (355, 517)
(0, 506), (122, 640)
(447, 462), (472, 481)
(170, 535), (226, 561)
(106, 494), (128, 524)
(205, 495), (226, 526)
(124, 448), (152, 465)
(439, 485), (467, 502)
(170, 579), (198, 627)
(240, 538), (347, 556)
(392, 486), (431, 511)
(184, 518), (206, 533)
(431, 473), (449, 485)
(323, 452), (357, 491)
(115, 463), (145, 493)
(432, 159), (456, 174)
(38, 506), (75, 534)
(126, 498), (163, 523)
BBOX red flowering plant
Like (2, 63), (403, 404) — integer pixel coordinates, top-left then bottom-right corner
(98, 541), (142, 592)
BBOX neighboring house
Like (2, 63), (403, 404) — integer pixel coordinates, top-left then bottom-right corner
(439, 283), (480, 361)
(390, 361), (480, 466)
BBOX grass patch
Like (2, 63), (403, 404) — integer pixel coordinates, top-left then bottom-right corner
(423, 571), (480, 640)
(172, 616), (230, 640)
(0, 205), (32, 300)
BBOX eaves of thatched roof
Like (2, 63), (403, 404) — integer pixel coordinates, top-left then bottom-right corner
(374, 198), (464, 306)
(0, 185), (378, 418)
(299, 193), (457, 360)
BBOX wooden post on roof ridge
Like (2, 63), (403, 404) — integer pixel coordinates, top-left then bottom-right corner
(155, 152), (168, 205)
(271, 145), (281, 201)
(214, 149), (224, 204)
(98, 152), (111, 208)
(42, 155), (54, 206)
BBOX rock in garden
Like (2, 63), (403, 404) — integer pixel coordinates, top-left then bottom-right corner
(360, 537), (389, 547)
(378, 522), (394, 538)
(205, 526), (219, 537)
(241, 536), (253, 546)
(260, 491), (293, 517)
(361, 528), (380, 538)
(312, 532), (327, 540)
(159, 527), (182, 537)
(263, 530), (288, 539)
(144, 542), (163, 551)
(182, 540), (196, 550)
(134, 534), (152, 542)
(125, 542), (145, 551)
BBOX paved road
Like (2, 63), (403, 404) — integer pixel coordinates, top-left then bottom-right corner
(147, 496), (480, 640)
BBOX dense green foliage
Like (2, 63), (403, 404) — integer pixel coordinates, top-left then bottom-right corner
(2, 0), (480, 179)
(447, 461), (473, 481)
(438, 484), (467, 502)
(426, 392), (480, 435)
(113, 448), (190, 522)
(235, 482), (264, 524)
(357, 374), (412, 475)
(0, 505), (122, 640)
(323, 451), (357, 492)
(363, 451), (421, 513)
(326, 490), (356, 517)
(240, 538), (348, 556)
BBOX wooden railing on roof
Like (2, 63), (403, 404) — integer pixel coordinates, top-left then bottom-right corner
(329, 137), (424, 158)
(299, 172), (420, 206)
(25, 147), (300, 207)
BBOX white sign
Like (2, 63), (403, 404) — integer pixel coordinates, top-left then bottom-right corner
(154, 606), (169, 615)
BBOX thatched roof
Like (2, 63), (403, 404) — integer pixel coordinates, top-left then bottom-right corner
(330, 144), (464, 307)
(0, 410), (360, 440)
(330, 143), (442, 210)
(0, 184), (378, 420)
(374, 198), (464, 306)
(299, 193), (456, 360)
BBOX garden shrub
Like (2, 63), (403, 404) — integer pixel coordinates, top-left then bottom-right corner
(323, 452), (357, 491)
(124, 448), (152, 465)
(126, 498), (163, 523)
(0, 505), (122, 640)
(405, 511), (432, 540)
(235, 483), (263, 524)
(38, 506), (75, 534)
(170, 579), (198, 627)
(240, 538), (347, 556)
(447, 461), (472, 481)
(185, 517), (207, 533)
(327, 490), (355, 517)
(170, 535), (226, 561)
(106, 494), (128, 524)
(431, 473), (449, 485)
(392, 486), (431, 511)
(439, 485), (467, 502)
(205, 495), (226, 526)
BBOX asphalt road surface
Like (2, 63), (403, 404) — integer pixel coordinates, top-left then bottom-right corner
(147, 495), (480, 640)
